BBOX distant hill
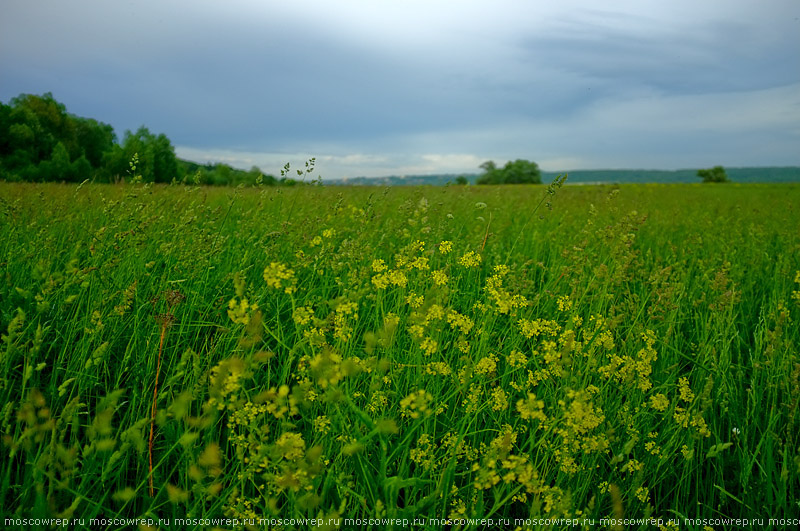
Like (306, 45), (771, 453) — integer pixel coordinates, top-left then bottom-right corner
(325, 167), (800, 186)
(543, 167), (800, 184)
(327, 174), (473, 186)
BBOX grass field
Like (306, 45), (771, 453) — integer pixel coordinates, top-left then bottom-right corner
(1, 180), (799, 529)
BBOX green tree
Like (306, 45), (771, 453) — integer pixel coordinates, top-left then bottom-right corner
(477, 159), (541, 184)
(7, 97), (57, 164)
(477, 161), (502, 184)
(211, 163), (234, 186)
(503, 159), (542, 184)
(0, 102), (12, 157)
(105, 126), (178, 183)
(1, 93), (119, 181)
(697, 166), (728, 183)
(47, 141), (72, 180)
(246, 165), (277, 186)
(151, 132), (178, 183)
(75, 117), (116, 169)
(479, 160), (497, 173)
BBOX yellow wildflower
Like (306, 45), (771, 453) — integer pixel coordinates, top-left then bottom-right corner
(490, 387), (509, 411)
(425, 362), (451, 376)
(446, 310), (474, 335)
(400, 390), (433, 419)
(475, 353), (498, 377)
(678, 377), (695, 403)
(371, 259), (388, 272)
(292, 306), (314, 327)
(405, 292), (424, 308)
(274, 432), (305, 461)
(227, 297), (258, 325)
(263, 262), (296, 294)
(506, 350), (527, 368)
(517, 393), (547, 421)
(649, 393), (669, 412)
(556, 295), (572, 311)
(458, 251), (482, 268)
(420, 337), (438, 356)
(313, 415), (331, 434)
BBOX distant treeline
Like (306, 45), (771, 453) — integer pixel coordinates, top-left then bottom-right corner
(541, 168), (800, 184)
(328, 167), (800, 186)
(0, 92), (291, 186)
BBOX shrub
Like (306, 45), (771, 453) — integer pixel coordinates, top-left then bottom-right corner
(697, 165), (729, 183)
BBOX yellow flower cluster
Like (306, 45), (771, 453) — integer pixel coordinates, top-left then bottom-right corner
(409, 434), (435, 471)
(556, 295), (573, 312)
(263, 262), (297, 294)
(485, 265), (528, 314)
(446, 309), (474, 335)
(431, 269), (448, 286)
(678, 376), (695, 403)
(371, 259), (388, 273)
(475, 353), (498, 377)
(506, 350), (528, 368)
(517, 393), (547, 421)
(518, 318), (560, 339)
(552, 389), (608, 474)
(425, 361), (451, 376)
(400, 390), (433, 419)
(258, 385), (299, 420)
(490, 387), (509, 411)
(292, 305), (314, 326)
(207, 358), (246, 410)
(649, 393), (670, 411)
(227, 297), (258, 325)
(333, 301), (359, 343)
(420, 336), (438, 356)
(458, 251), (482, 268)
(405, 292), (424, 308)
(672, 375), (711, 438)
(371, 268), (408, 289)
(598, 330), (658, 392)
(274, 432), (305, 461)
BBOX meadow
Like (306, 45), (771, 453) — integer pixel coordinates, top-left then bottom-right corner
(1, 179), (798, 529)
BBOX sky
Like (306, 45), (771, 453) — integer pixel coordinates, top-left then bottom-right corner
(1, 0), (799, 179)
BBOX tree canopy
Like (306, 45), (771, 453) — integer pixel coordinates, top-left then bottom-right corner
(697, 166), (729, 183)
(476, 159), (542, 184)
(0, 92), (282, 186)
(102, 126), (178, 183)
(0, 93), (117, 182)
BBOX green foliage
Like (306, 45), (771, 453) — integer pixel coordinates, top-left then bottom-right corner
(176, 160), (278, 186)
(0, 92), (305, 187)
(12, 140), (91, 183)
(1, 180), (798, 522)
(101, 126), (178, 183)
(697, 165), (729, 183)
(0, 92), (120, 182)
(476, 159), (542, 184)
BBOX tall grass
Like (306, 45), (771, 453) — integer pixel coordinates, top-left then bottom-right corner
(1, 181), (798, 528)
